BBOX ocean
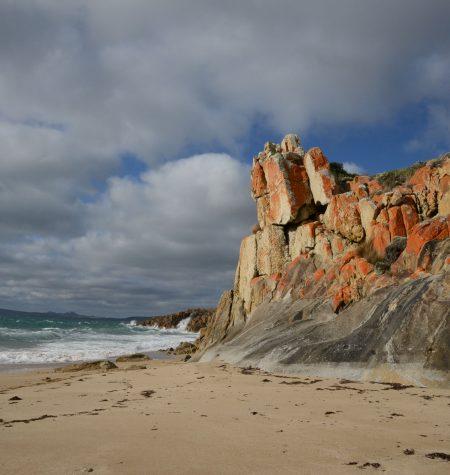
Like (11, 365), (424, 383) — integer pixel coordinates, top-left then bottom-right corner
(0, 310), (197, 369)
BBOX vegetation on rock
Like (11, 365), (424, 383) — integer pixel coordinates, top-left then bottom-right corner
(373, 162), (424, 191)
(329, 162), (357, 183)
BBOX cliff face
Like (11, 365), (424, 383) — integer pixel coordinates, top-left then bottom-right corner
(196, 134), (450, 386)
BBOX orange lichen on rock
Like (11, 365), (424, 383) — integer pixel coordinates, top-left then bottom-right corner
(367, 180), (383, 195)
(388, 206), (407, 238)
(348, 176), (370, 199)
(261, 154), (313, 225)
(304, 147), (337, 205)
(230, 137), (449, 322)
(438, 174), (450, 215)
(371, 222), (391, 257)
(400, 203), (419, 234)
(323, 193), (364, 242)
(331, 285), (354, 312)
(408, 156), (450, 218)
(405, 216), (450, 256)
(250, 160), (266, 199)
(355, 257), (373, 276)
(313, 268), (326, 281)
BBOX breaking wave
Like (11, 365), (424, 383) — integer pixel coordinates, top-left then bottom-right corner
(0, 313), (198, 365)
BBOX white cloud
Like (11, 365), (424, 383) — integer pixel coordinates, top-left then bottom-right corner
(342, 162), (366, 175)
(406, 103), (450, 153)
(0, 154), (254, 316)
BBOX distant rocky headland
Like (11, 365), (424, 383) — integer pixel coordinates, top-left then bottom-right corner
(138, 308), (215, 333)
(189, 134), (450, 387)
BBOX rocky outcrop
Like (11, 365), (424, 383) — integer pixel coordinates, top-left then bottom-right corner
(115, 353), (151, 363)
(323, 193), (365, 242)
(55, 360), (118, 372)
(170, 341), (197, 355)
(138, 308), (215, 333)
(200, 273), (450, 386)
(251, 136), (314, 227)
(195, 135), (450, 386)
(304, 147), (337, 205)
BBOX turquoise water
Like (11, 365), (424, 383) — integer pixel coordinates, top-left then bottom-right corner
(0, 311), (197, 366)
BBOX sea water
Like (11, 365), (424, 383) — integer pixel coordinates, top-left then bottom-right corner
(0, 311), (197, 368)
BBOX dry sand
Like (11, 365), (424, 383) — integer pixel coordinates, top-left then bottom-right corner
(0, 359), (449, 474)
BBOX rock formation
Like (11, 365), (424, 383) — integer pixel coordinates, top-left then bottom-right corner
(55, 360), (118, 372)
(138, 308), (215, 333)
(115, 353), (151, 363)
(195, 135), (450, 386)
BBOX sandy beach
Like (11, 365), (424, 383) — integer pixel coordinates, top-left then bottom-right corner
(0, 359), (449, 475)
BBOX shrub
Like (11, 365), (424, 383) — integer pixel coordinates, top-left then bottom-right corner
(329, 162), (358, 192)
(385, 236), (407, 264)
(373, 162), (424, 191)
(356, 240), (383, 265)
(329, 162), (357, 182)
(357, 237), (407, 272)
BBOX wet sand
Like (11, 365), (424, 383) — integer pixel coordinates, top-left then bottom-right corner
(0, 359), (449, 474)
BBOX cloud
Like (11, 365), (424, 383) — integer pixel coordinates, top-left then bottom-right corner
(0, 120), (117, 237)
(405, 103), (450, 154)
(1, 1), (450, 161)
(0, 154), (254, 316)
(342, 162), (366, 175)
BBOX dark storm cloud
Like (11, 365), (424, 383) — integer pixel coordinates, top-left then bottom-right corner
(0, 0), (449, 315)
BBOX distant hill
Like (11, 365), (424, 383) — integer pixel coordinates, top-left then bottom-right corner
(0, 307), (97, 319)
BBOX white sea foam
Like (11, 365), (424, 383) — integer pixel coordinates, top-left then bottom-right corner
(120, 321), (148, 330)
(0, 324), (198, 365)
(176, 317), (192, 331)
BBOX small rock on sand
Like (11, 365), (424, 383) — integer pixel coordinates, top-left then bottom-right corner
(140, 390), (156, 398)
(115, 353), (151, 363)
(55, 360), (118, 373)
(425, 452), (450, 461)
(126, 364), (148, 370)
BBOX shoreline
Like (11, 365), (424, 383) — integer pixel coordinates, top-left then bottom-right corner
(0, 349), (172, 373)
(1, 358), (449, 474)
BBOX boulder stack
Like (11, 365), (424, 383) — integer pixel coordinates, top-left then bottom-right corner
(198, 135), (449, 367)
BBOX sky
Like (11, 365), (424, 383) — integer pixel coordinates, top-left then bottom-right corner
(0, 0), (449, 317)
